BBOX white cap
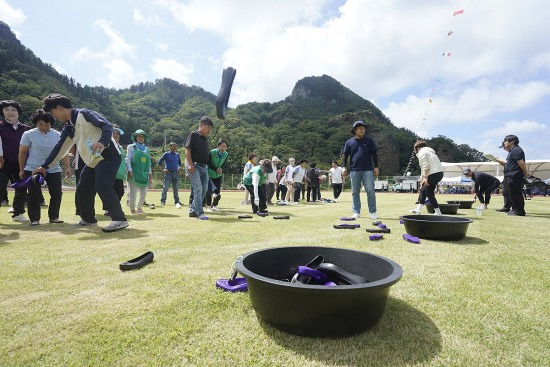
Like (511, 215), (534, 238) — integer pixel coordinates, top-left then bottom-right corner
(272, 156), (280, 162)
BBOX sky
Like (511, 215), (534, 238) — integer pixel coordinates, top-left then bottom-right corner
(1, 0), (549, 160)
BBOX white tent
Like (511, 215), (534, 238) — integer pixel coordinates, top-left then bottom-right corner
(441, 160), (550, 181)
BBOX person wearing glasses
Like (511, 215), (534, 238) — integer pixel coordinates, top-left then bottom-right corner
(18, 110), (71, 226)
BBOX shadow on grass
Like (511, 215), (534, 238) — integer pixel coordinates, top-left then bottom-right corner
(261, 297), (441, 366)
(0, 231), (20, 245)
(76, 227), (150, 240)
(431, 236), (489, 246)
(526, 213), (550, 218)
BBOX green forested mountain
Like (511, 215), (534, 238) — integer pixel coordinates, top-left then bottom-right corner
(0, 21), (485, 175)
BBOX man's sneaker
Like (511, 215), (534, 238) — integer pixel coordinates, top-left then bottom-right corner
(8, 207), (14, 213)
(104, 210), (110, 216)
(370, 213), (378, 220)
(507, 210), (526, 217)
(73, 220), (97, 227)
(334, 199), (338, 202)
(212, 206), (220, 212)
(479, 204), (487, 210)
(175, 203), (181, 209)
(197, 214), (209, 220)
(189, 212), (198, 218)
(352, 213), (360, 219)
(0, 200), (8, 206)
(495, 208), (510, 212)
(102, 220), (129, 232)
(409, 208), (421, 214)
(30, 221), (40, 226)
(12, 214), (29, 222)
(161, 202), (166, 206)
(49, 218), (64, 224)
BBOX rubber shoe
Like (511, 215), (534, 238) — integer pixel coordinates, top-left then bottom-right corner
(352, 213), (360, 218)
(102, 220), (129, 232)
(73, 220), (97, 227)
(175, 203), (181, 209)
(370, 213), (378, 220)
(12, 214), (29, 222)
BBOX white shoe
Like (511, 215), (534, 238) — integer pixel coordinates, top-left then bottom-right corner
(206, 207), (213, 212)
(161, 202), (166, 206)
(433, 208), (442, 216)
(370, 213), (378, 220)
(334, 199), (338, 202)
(212, 206), (220, 212)
(30, 221), (40, 226)
(352, 213), (360, 218)
(175, 203), (181, 209)
(0, 200), (8, 206)
(102, 220), (129, 232)
(12, 214), (29, 222)
(74, 219), (98, 227)
(409, 209), (421, 214)
(480, 204), (487, 210)
(8, 206), (14, 213)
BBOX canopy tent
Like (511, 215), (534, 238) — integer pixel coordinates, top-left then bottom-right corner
(441, 160), (550, 181)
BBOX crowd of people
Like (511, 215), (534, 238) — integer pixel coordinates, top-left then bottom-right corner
(0, 96), (538, 233)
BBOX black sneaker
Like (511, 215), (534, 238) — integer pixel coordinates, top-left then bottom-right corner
(495, 208), (510, 212)
(507, 210), (526, 216)
(189, 212), (198, 218)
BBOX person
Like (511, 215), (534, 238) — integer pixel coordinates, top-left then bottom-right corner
(276, 164), (287, 201)
(284, 157), (296, 203)
(241, 153), (257, 205)
(495, 135), (529, 216)
(342, 121), (379, 219)
(110, 125), (127, 213)
(328, 161), (344, 202)
(306, 162), (320, 202)
(126, 130), (152, 214)
(293, 159), (307, 203)
(18, 109), (70, 226)
(243, 159), (272, 213)
(409, 141), (444, 215)
(463, 168), (500, 209)
(35, 94), (128, 232)
(0, 100), (31, 221)
(158, 142), (182, 208)
(206, 139), (228, 211)
(185, 116), (214, 220)
(265, 156), (280, 205)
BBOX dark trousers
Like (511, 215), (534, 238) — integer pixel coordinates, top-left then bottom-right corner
(294, 182), (303, 202)
(332, 183), (343, 199)
(245, 184), (267, 213)
(307, 185), (318, 202)
(276, 184), (287, 200)
(0, 162), (27, 216)
(206, 176), (222, 206)
(419, 171), (444, 208)
(477, 180), (500, 205)
(265, 182), (275, 203)
(104, 179), (125, 211)
(501, 177), (511, 209)
(505, 174), (525, 214)
(25, 170), (62, 222)
(77, 155), (126, 222)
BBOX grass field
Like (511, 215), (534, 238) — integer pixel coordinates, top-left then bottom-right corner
(1, 190), (549, 366)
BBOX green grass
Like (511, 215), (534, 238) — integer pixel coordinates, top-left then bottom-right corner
(1, 191), (549, 366)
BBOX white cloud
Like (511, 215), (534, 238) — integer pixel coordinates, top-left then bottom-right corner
(99, 58), (146, 88)
(151, 58), (194, 84)
(482, 120), (548, 139)
(156, 43), (168, 51)
(0, 0), (26, 27)
(133, 9), (164, 27)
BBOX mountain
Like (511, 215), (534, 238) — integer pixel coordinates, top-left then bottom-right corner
(0, 21), (485, 175)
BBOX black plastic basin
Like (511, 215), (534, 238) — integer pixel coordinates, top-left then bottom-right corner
(235, 246), (402, 337)
(400, 215), (473, 241)
(426, 203), (459, 214)
(446, 200), (474, 209)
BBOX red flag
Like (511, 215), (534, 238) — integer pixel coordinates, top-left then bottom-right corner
(453, 9), (464, 16)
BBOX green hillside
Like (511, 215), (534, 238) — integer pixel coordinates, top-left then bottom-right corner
(0, 21), (484, 175)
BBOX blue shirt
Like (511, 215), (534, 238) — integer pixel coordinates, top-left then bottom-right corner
(20, 128), (62, 173)
(342, 136), (378, 171)
(158, 151), (181, 172)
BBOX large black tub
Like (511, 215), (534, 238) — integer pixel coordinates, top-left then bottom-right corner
(446, 200), (474, 209)
(400, 215), (473, 241)
(426, 203), (459, 214)
(235, 246), (402, 337)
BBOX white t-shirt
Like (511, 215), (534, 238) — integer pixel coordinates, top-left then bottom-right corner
(285, 165), (295, 182)
(329, 166), (343, 184)
(293, 165), (305, 182)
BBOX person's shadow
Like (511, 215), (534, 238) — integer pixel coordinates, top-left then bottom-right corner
(261, 298), (441, 366)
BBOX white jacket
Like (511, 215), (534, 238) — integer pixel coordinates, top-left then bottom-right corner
(416, 147), (443, 178)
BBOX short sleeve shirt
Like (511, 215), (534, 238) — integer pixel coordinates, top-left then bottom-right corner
(504, 146), (525, 178)
(329, 167), (343, 184)
(20, 128), (62, 173)
(185, 130), (209, 164)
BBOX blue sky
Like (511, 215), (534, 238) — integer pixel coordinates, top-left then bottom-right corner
(2, 0), (549, 159)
